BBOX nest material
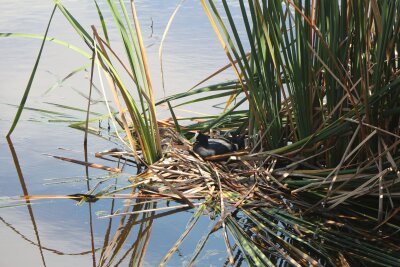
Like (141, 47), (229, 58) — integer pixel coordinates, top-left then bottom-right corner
(129, 143), (287, 210)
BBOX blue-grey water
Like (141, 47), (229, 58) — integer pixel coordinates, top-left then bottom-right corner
(0, 1), (245, 266)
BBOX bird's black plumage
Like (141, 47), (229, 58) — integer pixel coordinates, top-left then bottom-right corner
(193, 132), (237, 158)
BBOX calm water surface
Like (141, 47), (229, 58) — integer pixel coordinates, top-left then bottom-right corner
(0, 1), (243, 266)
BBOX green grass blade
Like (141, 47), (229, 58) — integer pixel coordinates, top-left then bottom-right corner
(7, 5), (57, 137)
(0, 33), (90, 58)
(94, 0), (110, 45)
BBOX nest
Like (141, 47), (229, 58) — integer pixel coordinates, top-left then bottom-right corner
(129, 139), (289, 212)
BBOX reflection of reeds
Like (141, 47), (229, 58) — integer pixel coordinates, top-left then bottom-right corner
(159, 203), (207, 266)
(0, 216), (99, 256)
(98, 198), (156, 267)
(7, 137), (47, 266)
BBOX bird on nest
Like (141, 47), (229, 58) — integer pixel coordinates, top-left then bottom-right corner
(193, 132), (239, 158)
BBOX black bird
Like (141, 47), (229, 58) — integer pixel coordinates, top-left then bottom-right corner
(193, 132), (237, 158)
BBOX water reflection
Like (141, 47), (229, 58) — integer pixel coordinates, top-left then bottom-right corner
(6, 136), (47, 266)
(3, 135), (229, 266)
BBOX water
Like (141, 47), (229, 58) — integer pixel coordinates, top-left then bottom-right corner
(0, 1), (242, 266)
